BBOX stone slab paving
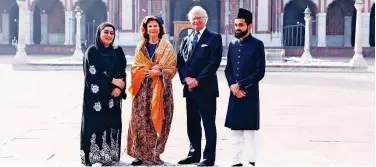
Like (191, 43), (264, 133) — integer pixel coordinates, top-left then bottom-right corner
(8, 55), (373, 73)
(0, 56), (374, 167)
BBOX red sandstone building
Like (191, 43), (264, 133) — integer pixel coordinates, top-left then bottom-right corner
(0, 0), (374, 56)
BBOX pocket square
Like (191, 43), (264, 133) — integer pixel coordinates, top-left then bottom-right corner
(201, 44), (208, 47)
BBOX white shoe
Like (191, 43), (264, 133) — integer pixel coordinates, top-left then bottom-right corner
(92, 163), (102, 167)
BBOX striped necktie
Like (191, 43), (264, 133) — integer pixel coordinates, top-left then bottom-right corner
(192, 32), (199, 49)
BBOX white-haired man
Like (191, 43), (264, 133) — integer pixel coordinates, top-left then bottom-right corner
(176, 6), (223, 166)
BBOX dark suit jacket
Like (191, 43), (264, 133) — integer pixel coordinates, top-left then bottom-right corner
(177, 28), (223, 98)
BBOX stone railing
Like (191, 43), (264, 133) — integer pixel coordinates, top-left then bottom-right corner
(265, 49), (285, 62)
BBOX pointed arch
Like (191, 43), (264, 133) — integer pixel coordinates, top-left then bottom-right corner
(282, 0), (318, 46)
(169, 0), (221, 37)
(85, 0), (107, 44)
(325, 0), (356, 47)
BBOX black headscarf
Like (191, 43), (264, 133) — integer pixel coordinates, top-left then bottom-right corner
(95, 22), (116, 50)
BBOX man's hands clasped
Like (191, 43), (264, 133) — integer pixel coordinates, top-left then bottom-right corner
(230, 83), (246, 98)
(185, 77), (198, 92)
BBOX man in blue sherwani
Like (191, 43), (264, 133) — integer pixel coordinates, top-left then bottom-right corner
(224, 8), (266, 167)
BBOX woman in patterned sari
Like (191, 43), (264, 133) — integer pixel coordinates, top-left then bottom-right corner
(80, 22), (127, 167)
(127, 16), (177, 165)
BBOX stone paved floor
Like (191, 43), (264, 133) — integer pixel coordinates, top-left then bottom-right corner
(0, 56), (374, 167)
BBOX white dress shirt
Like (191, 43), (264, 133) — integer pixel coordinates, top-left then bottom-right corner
(190, 26), (206, 42)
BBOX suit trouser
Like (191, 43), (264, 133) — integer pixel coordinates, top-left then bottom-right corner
(186, 97), (217, 161)
(230, 130), (259, 164)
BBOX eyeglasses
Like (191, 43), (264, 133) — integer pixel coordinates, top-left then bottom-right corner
(191, 17), (205, 21)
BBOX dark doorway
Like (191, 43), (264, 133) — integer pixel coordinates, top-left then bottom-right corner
(85, 0), (107, 45)
(370, 3), (375, 47)
(283, 0), (317, 47)
(170, 0), (221, 37)
(326, 0), (356, 47)
(9, 4), (19, 44)
(351, 7), (356, 47)
(33, 7), (42, 44)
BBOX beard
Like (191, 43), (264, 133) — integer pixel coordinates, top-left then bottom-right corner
(234, 29), (249, 39)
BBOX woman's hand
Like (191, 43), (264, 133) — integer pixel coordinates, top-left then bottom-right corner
(144, 69), (162, 78)
(112, 78), (125, 89)
(111, 88), (121, 97)
(151, 64), (163, 70)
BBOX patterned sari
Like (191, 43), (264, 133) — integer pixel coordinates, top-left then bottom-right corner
(127, 38), (176, 165)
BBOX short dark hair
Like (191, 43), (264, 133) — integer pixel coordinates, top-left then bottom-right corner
(140, 16), (166, 40)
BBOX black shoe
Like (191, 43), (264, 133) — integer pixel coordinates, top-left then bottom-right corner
(250, 162), (256, 166)
(197, 159), (214, 166)
(178, 156), (200, 165)
(131, 159), (143, 166)
(231, 163), (243, 166)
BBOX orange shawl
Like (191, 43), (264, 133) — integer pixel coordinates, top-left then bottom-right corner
(128, 38), (177, 138)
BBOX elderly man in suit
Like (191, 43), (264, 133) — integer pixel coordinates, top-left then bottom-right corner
(176, 5), (223, 167)
(224, 8), (266, 167)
